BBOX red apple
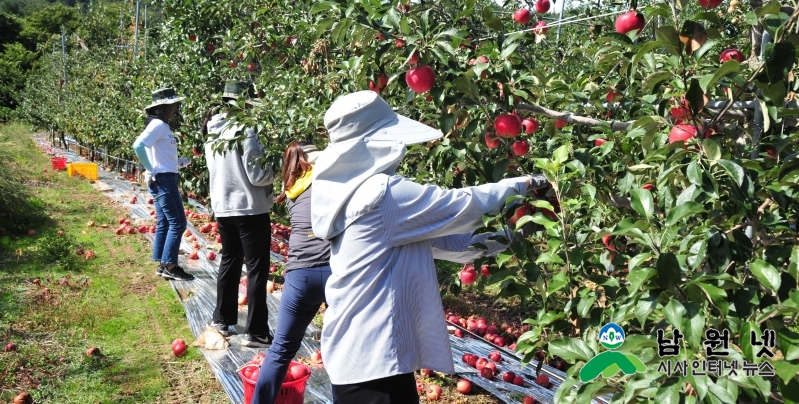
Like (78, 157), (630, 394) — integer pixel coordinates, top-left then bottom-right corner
(494, 114), (522, 138)
(459, 265), (478, 285)
(416, 379), (424, 392)
(536, 373), (550, 388)
(719, 49), (745, 63)
(420, 368), (434, 376)
(84, 250), (95, 260)
(426, 384), (442, 400)
(480, 265), (490, 277)
(669, 124), (697, 145)
(238, 295), (248, 305)
(522, 118), (539, 134)
(290, 363), (310, 380)
(535, 0), (550, 13)
(485, 133), (501, 149)
(188, 34), (196, 42)
(457, 378), (472, 394)
(183, 229), (192, 237)
(503, 371), (516, 382)
(207, 251), (216, 260)
(476, 357), (489, 370)
(454, 329), (464, 337)
(642, 183), (655, 191)
(395, 38), (405, 48)
(513, 375), (525, 386)
(4, 343), (17, 352)
(555, 119), (567, 129)
(406, 66), (435, 93)
(480, 367), (495, 379)
(86, 221), (95, 227)
(699, 0), (722, 8)
(615, 10), (646, 35)
(250, 352), (266, 365)
(513, 9), (531, 24)
(606, 90), (622, 103)
(602, 235), (616, 251)
(138, 225), (148, 234)
(408, 51), (419, 65)
(172, 339), (187, 356)
(489, 351), (502, 363)
(188, 251), (199, 260)
(509, 203), (534, 226)
(27, 230), (35, 236)
(511, 140), (530, 156)
(523, 396), (536, 404)
(215, 234), (222, 243)
(311, 349), (323, 363)
(533, 20), (549, 35)
(86, 347), (100, 357)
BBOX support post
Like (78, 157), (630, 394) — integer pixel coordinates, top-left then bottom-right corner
(556, 0), (567, 43)
(133, 0), (140, 58)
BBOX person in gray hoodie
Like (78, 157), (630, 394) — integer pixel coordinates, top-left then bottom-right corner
(203, 81), (274, 348)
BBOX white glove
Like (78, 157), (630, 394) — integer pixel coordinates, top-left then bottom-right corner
(525, 174), (550, 196)
(178, 157), (191, 168)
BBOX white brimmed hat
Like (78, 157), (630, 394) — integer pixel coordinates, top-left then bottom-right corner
(144, 87), (185, 111)
(310, 91), (443, 239)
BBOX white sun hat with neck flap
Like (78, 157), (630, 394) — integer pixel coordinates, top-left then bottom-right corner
(311, 90), (444, 239)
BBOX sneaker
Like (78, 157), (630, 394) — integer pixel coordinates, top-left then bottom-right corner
(155, 265), (164, 277)
(161, 265), (195, 281)
(209, 321), (233, 337)
(242, 334), (273, 348)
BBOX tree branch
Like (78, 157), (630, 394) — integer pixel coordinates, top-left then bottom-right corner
(516, 103), (634, 131)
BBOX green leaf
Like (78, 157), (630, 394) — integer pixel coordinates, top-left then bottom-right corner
(496, 251), (514, 267)
(628, 267), (656, 292)
(629, 253), (653, 271)
(740, 321), (758, 362)
(702, 138), (721, 162)
(687, 161), (703, 186)
(548, 337), (595, 362)
(665, 201), (705, 226)
(663, 300), (687, 334)
(750, 259), (782, 292)
(788, 245), (799, 283)
(655, 381), (680, 404)
(553, 144), (569, 165)
(643, 71), (672, 94)
(707, 61), (741, 90)
(777, 326), (799, 361)
(547, 271), (568, 294)
(687, 239), (707, 269)
(655, 26), (681, 56)
(656, 253), (681, 291)
(686, 78), (705, 116)
(630, 188), (655, 219)
(773, 360), (799, 383)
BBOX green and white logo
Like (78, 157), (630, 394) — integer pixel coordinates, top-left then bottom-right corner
(579, 323), (646, 383)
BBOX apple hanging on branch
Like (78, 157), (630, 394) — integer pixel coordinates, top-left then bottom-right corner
(615, 10), (646, 35)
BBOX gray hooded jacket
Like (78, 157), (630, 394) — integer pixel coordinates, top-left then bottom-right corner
(204, 114), (274, 217)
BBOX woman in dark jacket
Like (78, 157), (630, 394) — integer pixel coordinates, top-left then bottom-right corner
(251, 142), (331, 404)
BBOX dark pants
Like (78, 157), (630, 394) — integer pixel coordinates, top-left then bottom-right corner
(332, 373), (418, 404)
(252, 266), (332, 404)
(213, 213), (271, 338)
(147, 172), (186, 265)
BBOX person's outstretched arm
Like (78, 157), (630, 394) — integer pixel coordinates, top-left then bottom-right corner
(382, 176), (531, 247)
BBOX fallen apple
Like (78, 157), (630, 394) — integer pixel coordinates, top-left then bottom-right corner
(4, 343), (17, 352)
(86, 347), (100, 357)
(503, 371), (516, 382)
(238, 295), (248, 305)
(457, 378), (472, 394)
(536, 373), (550, 388)
(172, 339), (187, 356)
(426, 384), (442, 400)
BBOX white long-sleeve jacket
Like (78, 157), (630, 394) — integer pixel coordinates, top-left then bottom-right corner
(320, 174), (528, 385)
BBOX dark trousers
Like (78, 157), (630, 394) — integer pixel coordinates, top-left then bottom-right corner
(331, 373), (418, 404)
(252, 266), (332, 404)
(213, 213), (271, 338)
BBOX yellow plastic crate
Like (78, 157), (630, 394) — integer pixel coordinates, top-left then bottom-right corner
(67, 162), (99, 180)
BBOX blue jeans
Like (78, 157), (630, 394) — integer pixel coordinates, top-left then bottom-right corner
(252, 266), (332, 404)
(147, 173), (186, 266)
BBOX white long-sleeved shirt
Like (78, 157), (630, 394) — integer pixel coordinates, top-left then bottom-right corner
(321, 174), (528, 385)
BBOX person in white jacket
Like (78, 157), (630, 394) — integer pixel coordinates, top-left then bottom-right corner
(203, 81), (275, 348)
(310, 91), (548, 402)
(133, 87), (195, 282)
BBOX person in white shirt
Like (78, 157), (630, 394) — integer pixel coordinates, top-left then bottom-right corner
(132, 88), (195, 282)
(311, 91), (548, 403)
